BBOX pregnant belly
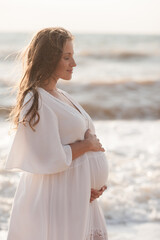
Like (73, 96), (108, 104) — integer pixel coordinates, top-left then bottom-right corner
(87, 151), (109, 190)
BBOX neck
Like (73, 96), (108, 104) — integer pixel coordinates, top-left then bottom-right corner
(41, 79), (58, 92)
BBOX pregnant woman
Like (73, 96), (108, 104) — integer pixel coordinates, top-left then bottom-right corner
(5, 27), (109, 240)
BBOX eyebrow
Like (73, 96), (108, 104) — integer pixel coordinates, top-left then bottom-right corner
(63, 52), (74, 55)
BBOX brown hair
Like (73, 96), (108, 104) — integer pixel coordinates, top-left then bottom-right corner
(9, 27), (74, 131)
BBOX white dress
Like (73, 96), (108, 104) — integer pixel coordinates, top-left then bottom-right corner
(5, 87), (109, 240)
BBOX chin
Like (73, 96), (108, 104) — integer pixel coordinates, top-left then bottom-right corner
(61, 76), (72, 81)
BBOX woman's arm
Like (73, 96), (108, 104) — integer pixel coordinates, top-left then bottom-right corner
(69, 129), (105, 161)
(69, 139), (91, 160)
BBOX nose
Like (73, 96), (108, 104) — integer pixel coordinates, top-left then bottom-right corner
(70, 58), (77, 67)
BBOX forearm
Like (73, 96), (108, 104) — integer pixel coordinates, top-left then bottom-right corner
(69, 139), (91, 161)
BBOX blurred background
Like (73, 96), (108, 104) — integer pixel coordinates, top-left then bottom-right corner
(0, 0), (160, 239)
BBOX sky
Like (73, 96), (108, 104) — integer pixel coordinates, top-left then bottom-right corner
(0, 0), (160, 34)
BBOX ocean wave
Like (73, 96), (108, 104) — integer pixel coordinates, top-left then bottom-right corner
(1, 81), (160, 120)
(0, 48), (159, 62)
(2, 105), (159, 120)
(78, 50), (159, 60)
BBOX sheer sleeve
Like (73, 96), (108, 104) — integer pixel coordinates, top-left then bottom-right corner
(5, 92), (72, 174)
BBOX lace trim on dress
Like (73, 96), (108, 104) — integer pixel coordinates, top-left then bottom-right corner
(86, 229), (108, 240)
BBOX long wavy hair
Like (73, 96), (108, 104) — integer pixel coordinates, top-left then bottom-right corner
(9, 27), (74, 131)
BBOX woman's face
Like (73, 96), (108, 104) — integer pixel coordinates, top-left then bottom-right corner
(53, 40), (77, 81)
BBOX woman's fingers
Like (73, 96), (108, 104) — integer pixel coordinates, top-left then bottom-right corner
(91, 191), (99, 198)
(91, 186), (107, 194)
(100, 185), (107, 191)
(90, 197), (95, 203)
(90, 185), (107, 202)
(90, 189), (100, 201)
(99, 185), (107, 194)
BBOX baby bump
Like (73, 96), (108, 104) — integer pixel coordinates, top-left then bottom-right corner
(87, 151), (109, 190)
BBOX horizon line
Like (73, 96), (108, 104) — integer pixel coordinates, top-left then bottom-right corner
(0, 30), (160, 36)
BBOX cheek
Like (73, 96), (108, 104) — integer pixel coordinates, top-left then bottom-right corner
(56, 60), (68, 74)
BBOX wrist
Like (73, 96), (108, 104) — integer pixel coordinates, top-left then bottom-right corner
(83, 139), (92, 152)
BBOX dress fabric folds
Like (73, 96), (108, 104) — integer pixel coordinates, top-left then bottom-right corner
(5, 87), (108, 240)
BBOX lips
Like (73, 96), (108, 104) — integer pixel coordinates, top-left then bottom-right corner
(67, 70), (73, 73)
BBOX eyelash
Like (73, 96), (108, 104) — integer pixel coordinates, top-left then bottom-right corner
(64, 58), (69, 60)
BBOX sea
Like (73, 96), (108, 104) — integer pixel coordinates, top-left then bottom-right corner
(0, 32), (160, 240)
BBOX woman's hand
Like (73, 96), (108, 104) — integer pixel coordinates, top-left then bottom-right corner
(90, 185), (107, 203)
(84, 129), (105, 152)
